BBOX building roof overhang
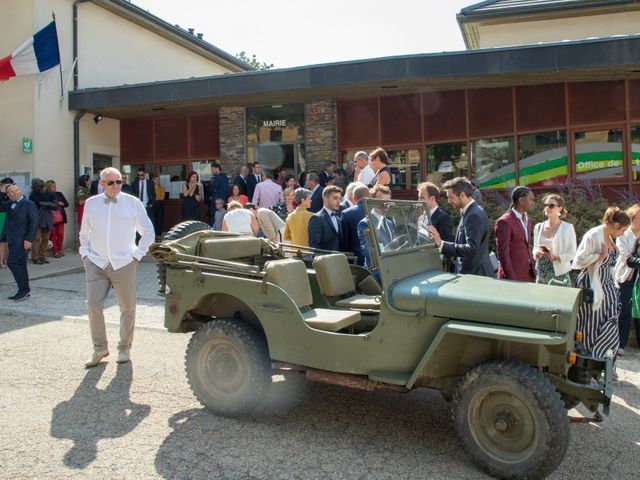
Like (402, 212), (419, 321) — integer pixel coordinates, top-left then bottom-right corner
(457, 0), (640, 49)
(68, 35), (640, 119)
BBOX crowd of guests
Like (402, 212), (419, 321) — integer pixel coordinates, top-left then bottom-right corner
(177, 148), (638, 382)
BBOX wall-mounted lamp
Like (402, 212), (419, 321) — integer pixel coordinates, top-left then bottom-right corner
(93, 115), (103, 124)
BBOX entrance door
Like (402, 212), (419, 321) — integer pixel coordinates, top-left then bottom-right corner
(255, 142), (305, 177)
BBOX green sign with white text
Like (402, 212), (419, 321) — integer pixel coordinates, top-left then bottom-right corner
(22, 138), (32, 153)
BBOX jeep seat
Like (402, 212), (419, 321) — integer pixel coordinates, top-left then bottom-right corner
(312, 254), (380, 311)
(198, 236), (263, 261)
(264, 258), (361, 332)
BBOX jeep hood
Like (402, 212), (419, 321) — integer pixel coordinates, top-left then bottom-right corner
(388, 272), (580, 332)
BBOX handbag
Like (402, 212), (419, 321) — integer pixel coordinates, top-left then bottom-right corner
(581, 287), (594, 305)
(52, 209), (63, 224)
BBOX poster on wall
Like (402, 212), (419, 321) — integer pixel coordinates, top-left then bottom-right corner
(0, 171), (31, 193)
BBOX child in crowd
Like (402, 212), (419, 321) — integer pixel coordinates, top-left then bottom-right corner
(212, 198), (226, 231)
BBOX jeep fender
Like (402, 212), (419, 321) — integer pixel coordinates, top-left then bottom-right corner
(406, 320), (567, 389)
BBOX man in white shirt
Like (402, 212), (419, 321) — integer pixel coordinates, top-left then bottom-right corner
(354, 151), (375, 187)
(79, 167), (155, 367)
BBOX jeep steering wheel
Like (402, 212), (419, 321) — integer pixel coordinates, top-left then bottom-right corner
(384, 234), (410, 251)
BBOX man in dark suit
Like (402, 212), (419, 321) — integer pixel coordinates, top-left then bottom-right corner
(305, 172), (324, 213)
(308, 185), (343, 251)
(428, 177), (495, 277)
(318, 160), (335, 187)
(341, 184), (370, 265)
(206, 163), (229, 224)
(233, 165), (249, 196)
(121, 173), (134, 195)
(495, 186), (536, 282)
(131, 168), (156, 212)
(357, 185), (393, 271)
(418, 182), (454, 271)
(246, 163), (262, 202)
(4, 185), (38, 300)
(89, 167), (104, 196)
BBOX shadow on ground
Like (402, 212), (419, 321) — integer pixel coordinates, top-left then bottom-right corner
(50, 363), (151, 469)
(153, 374), (472, 479)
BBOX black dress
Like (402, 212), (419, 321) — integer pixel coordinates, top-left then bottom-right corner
(181, 185), (201, 221)
(368, 166), (392, 188)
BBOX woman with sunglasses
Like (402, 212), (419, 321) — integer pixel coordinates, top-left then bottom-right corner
(532, 194), (577, 286)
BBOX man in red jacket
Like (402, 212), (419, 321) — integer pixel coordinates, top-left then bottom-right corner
(495, 186), (536, 282)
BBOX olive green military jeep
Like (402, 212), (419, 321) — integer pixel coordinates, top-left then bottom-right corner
(151, 199), (612, 480)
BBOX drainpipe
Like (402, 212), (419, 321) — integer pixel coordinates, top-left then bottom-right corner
(72, 1), (90, 246)
(73, 0), (91, 91)
(73, 110), (86, 244)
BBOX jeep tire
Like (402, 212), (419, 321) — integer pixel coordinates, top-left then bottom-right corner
(185, 320), (271, 416)
(453, 359), (570, 480)
(157, 220), (211, 294)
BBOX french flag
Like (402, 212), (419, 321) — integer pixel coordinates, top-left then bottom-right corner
(0, 21), (60, 81)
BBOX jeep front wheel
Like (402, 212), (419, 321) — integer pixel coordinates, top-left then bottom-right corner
(453, 360), (570, 480)
(185, 320), (271, 416)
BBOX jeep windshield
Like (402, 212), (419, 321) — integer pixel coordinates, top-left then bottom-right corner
(363, 199), (435, 256)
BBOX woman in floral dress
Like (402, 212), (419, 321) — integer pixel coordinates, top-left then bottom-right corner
(532, 194), (577, 286)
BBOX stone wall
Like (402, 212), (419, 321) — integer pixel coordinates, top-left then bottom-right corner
(219, 106), (245, 175)
(304, 99), (337, 172)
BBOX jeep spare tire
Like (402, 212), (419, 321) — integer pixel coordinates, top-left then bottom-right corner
(157, 220), (211, 294)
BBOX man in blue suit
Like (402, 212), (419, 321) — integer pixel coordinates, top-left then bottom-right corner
(305, 172), (324, 213)
(358, 185), (393, 271)
(340, 184), (370, 265)
(206, 163), (229, 225)
(428, 176), (495, 277)
(4, 185), (38, 300)
(308, 185), (342, 251)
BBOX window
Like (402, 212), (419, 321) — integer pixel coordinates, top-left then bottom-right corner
(471, 136), (515, 189)
(387, 149), (421, 191)
(122, 163), (153, 180)
(425, 142), (468, 185)
(518, 131), (567, 187)
(159, 164), (187, 199)
(631, 125), (640, 181)
(574, 128), (624, 180)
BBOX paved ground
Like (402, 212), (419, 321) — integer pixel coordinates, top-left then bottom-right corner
(0, 253), (638, 479)
(0, 252), (164, 330)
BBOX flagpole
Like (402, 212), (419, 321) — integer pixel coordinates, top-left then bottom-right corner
(52, 11), (64, 97)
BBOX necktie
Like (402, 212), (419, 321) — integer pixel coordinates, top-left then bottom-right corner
(256, 174), (260, 183)
(104, 196), (118, 204)
(330, 212), (339, 233)
(139, 181), (144, 202)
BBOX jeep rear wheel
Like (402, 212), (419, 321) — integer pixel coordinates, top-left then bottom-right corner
(453, 360), (569, 480)
(185, 320), (271, 416)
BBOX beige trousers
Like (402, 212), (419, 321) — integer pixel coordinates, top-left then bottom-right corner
(84, 258), (137, 352)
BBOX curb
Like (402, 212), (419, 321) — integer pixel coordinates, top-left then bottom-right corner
(0, 307), (168, 332)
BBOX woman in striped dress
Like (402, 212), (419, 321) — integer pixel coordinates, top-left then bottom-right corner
(573, 208), (630, 362)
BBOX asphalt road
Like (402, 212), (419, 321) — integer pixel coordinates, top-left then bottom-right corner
(0, 313), (638, 480)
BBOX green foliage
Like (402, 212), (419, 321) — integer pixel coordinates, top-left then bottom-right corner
(439, 182), (636, 251)
(235, 51), (274, 70)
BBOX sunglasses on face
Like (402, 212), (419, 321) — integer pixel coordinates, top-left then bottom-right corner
(138, 173), (145, 177)
(543, 203), (558, 208)
(105, 180), (123, 186)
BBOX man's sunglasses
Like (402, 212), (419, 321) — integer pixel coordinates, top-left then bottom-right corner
(543, 203), (558, 208)
(105, 180), (123, 186)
